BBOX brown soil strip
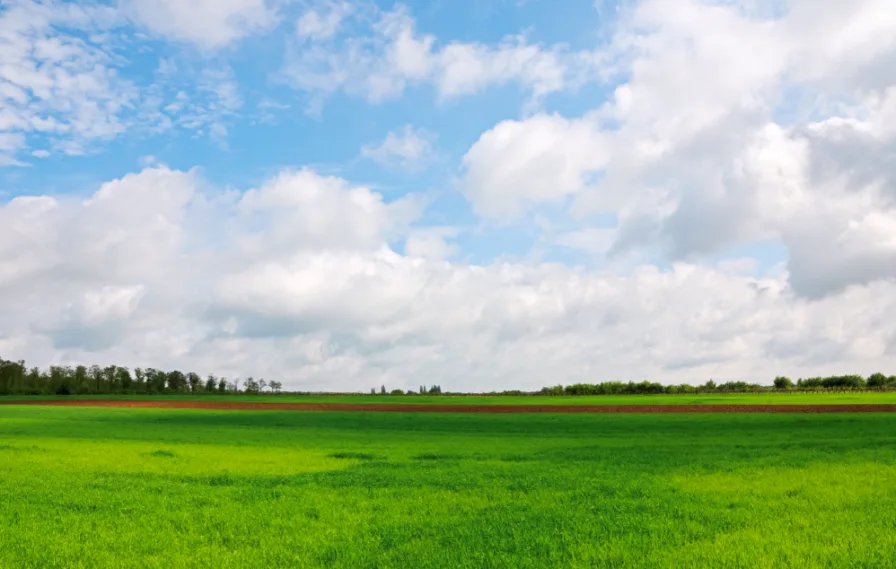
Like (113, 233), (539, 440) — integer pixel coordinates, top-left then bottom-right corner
(2, 400), (896, 413)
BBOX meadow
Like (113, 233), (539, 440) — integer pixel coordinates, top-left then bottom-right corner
(1, 404), (895, 568)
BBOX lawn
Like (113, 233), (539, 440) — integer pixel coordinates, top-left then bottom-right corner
(5, 391), (896, 405)
(1, 405), (895, 568)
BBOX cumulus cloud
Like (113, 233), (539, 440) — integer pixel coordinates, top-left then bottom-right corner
(361, 125), (435, 170)
(461, 113), (607, 218)
(3, 166), (896, 391)
(460, 0), (896, 298)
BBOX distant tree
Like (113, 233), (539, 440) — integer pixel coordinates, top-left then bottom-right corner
(133, 367), (145, 392)
(218, 378), (228, 393)
(74, 365), (89, 393)
(244, 377), (260, 394)
(773, 376), (794, 389)
(205, 375), (217, 393)
(103, 365), (118, 392)
(269, 381), (282, 393)
(390, 389), (404, 395)
(89, 365), (103, 393)
(167, 370), (187, 393)
(702, 379), (717, 392)
(867, 373), (889, 388)
(187, 372), (201, 393)
(117, 367), (133, 391)
(259, 379), (268, 393)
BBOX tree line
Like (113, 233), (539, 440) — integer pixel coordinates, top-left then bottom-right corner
(0, 357), (281, 396)
(3, 355), (895, 396)
(536, 374), (896, 396)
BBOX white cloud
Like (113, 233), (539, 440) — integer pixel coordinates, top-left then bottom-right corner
(403, 228), (460, 260)
(461, 113), (607, 218)
(3, 166), (896, 391)
(552, 228), (616, 255)
(361, 125), (435, 170)
(296, 1), (352, 41)
(281, 5), (580, 109)
(120, 0), (279, 50)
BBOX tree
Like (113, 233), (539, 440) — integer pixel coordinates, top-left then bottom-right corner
(87, 365), (101, 393)
(867, 373), (889, 388)
(167, 370), (187, 393)
(205, 375), (218, 393)
(187, 372), (201, 393)
(269, 381), (282, 393)
(773, 376), (794, 390)
(133, 367), (145, 392)
(218, 378), (228, 393)
(702, 379), (717, 392)
(244, 377), (260, 394)
(259, 379), (268, 392)
(74, 365), (88, 393)
(117, 367), (133, 391)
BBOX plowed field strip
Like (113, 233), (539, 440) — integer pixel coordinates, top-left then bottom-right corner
(2, 400), (895, 413)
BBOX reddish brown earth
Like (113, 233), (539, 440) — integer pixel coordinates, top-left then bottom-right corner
(2, 399), (896, 413)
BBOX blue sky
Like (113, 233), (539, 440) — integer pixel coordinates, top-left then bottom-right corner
(0, 0), (894, 390)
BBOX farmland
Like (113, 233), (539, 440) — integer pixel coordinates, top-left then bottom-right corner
(6, 390), (896, 405)
(1, 403), (895, 568)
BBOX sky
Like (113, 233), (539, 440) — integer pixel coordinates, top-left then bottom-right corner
(1, 0), (895, 392)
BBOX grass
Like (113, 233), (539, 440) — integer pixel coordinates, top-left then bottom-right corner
(1, 405), (895, 568)
(5, 391), (896, 405)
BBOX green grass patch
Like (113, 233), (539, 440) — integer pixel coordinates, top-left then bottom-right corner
(0, 406), (894, 568)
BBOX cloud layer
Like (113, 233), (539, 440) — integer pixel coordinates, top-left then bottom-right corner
(2, 165), (896, 391)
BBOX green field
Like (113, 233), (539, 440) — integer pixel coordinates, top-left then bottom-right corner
(1, 405), (895, 568)
(5, 390), (896, 405)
